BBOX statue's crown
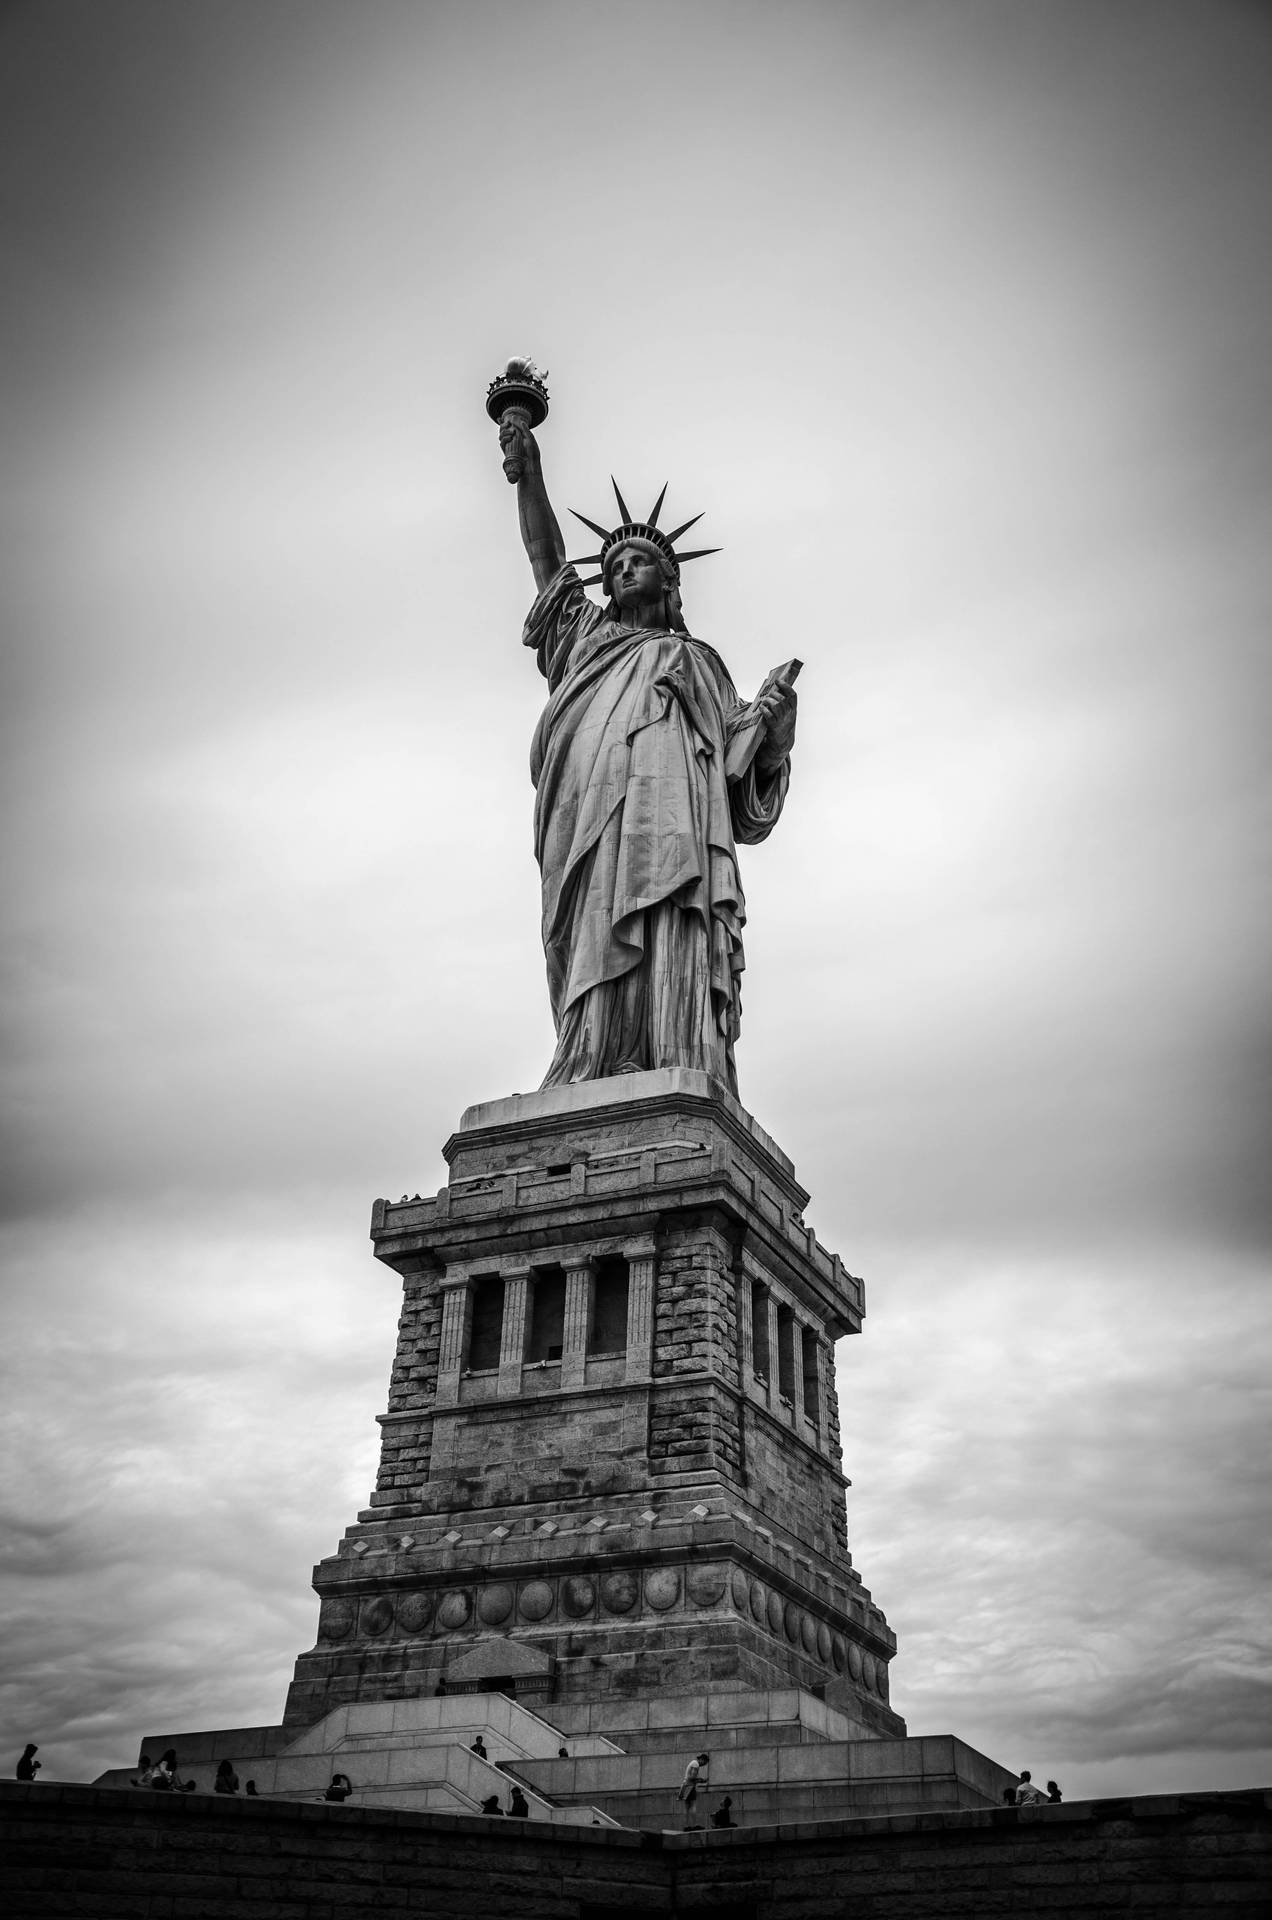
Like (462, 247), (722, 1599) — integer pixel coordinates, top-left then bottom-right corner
(569, 480), (720, 587)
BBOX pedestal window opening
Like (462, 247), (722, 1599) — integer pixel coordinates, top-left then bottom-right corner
(527, 1267), (566, 1362)
(751, 1281), (771, 1385)
(588, 1255), (629, 1355)
(467, 1275), (505, 1372)
(777, 1304), (797, 1406)
(801, 1326), (821, 1431)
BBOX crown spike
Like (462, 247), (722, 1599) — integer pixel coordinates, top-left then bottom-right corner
(578, 572), (604, 586)
(671, 547), (721, 564)
(664, 512), (704, 544)
(647, 483), (668, 528)
(611, 476), (633, 524)
(570, 508), (613, 541)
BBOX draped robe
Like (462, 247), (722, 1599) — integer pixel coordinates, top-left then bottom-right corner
(524, 564), (790, 1091)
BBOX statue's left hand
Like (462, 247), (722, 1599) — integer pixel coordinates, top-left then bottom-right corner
(754, 678), (798, 771)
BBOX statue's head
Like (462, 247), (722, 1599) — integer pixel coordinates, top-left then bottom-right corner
(604, 537), (677, 599)
(571, 484), (718, 633)
(604, 539), (684, 630)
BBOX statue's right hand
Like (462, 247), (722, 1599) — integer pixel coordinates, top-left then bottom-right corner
(498, 417), (541, 484)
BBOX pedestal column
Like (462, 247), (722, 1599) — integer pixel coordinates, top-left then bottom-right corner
(560, 1255), (595, 1390)
(764, 1292), (781, 1415)
(435, 1268), (470, 1408)
(498, 1259), (532, 1396)
(624, 1234), (657, 1381)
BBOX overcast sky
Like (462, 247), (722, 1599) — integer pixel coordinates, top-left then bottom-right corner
(2, 0), (1269, 1799)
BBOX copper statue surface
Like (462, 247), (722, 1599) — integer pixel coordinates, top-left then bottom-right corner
(490, 360), (799, 1092)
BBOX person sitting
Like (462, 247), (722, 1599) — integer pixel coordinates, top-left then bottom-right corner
(153, 1749), (195, 1792)
(132, 1754), (155, 1789)
(1014, 1770), (1047, 1807)
(507, 1786), (530, 1818)
(245, 1780), (259, 1796)
(16, 1743), (41, 1782)
(1001, 1785), (1017, 1805)
(710, 1795), (735, 1829)
(480, 1794), (503, 1815)
(323, 1772), (353, 1803)
(214, 1759), (240, 1795)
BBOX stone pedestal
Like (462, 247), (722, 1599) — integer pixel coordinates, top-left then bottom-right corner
(284, 1070), (903, 1739)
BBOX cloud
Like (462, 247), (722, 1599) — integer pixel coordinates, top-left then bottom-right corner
(843, 1249), (1272, 1791)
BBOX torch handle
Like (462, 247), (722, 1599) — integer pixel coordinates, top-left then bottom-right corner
(499, 404), (531, 485)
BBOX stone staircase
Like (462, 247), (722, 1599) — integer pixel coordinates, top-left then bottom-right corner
(94, 1693), (622, 1825)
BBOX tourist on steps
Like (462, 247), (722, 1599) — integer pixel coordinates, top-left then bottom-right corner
(678, 1752), (710, 1829)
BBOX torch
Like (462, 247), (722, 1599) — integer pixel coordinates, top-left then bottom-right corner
(485, 356), (550, 483)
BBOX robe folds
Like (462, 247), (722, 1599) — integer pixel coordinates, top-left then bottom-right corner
(524, 565), (789, 1091)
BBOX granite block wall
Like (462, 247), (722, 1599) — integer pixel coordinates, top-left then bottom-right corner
(5, 1782), (1270, 1920)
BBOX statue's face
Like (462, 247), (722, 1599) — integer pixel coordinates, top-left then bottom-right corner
(609, 544), (666, 610)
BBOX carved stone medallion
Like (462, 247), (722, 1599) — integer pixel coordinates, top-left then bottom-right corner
(361, 1596), (394, 1637)
(437, 1589), (472, 1631)
(319, 1599), (355, 1641)
(517, 1580), (554, 1622)
(397, 1592), (435, 1635)
(686, 1564), (728, 1608)
(600, 1570), (639, 1614)
(644, 1568), (681, 1611)
(477, 1583), (514, 1625)
(561, 1575), (596, 1618)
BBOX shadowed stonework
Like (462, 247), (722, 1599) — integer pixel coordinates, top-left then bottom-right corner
(284, 1069), (903, 1743)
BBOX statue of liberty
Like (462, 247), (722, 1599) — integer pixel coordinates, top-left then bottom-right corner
(488, 360), (799, 1095)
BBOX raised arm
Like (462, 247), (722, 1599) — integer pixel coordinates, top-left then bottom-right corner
(499, 418), (567, 596)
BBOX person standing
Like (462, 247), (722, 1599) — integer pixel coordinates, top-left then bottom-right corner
(678, 1751), (710, 1829)
(16, 1743), (41, 1781)
(1015, 1769), (1047, 1806)
(214, 1760), (240, 1795)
